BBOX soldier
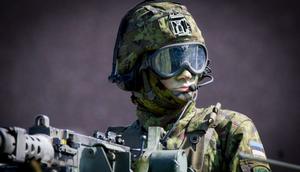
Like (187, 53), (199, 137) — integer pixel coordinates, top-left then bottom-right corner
(108, 0), (270, 171)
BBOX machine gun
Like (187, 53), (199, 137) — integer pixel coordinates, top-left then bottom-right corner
(0, 115), (187, 172)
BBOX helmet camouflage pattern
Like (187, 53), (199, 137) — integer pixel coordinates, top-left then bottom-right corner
(109, 0), (206, 91)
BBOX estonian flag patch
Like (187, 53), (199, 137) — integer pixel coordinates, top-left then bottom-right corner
(249, 140), (266, 159)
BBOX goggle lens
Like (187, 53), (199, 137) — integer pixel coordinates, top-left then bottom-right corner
(151, 43), (207, 78)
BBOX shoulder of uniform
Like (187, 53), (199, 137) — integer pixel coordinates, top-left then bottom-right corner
(186, 105), (215, 132)
(220, 109), (251, 122)
(216, 109), (254, 134)
(188, 104), (254, 133)
(193, 105), (214, 119)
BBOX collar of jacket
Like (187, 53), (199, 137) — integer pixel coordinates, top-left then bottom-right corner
(136, 101), (197, 131)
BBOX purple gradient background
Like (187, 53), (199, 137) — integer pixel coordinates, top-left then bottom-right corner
(0, 0), (299, 171)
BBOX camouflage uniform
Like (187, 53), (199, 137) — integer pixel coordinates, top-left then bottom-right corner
(109, 1), (270, 171)
(109, 103), (270, 172)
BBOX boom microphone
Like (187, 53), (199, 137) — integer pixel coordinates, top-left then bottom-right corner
(189, 84), (197, 91)
(188, 74), (214, 91)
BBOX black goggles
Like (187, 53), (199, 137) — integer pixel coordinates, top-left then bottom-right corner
(142, 42), (208, 78)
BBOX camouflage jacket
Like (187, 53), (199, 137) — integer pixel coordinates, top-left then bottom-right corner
(108, 104), (270, 172)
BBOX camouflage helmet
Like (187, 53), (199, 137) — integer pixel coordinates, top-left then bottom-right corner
(109, 0), (206, 91)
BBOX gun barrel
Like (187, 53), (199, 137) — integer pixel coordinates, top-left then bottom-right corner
(0, 127), (54, 164)
(0, 128), (16, 155)
(240, 152), (300, 171)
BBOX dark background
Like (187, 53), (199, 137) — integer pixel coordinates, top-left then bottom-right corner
(0, 0), (299, 171)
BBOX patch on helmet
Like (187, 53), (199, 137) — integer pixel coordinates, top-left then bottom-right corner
(168, 11), (192, 37)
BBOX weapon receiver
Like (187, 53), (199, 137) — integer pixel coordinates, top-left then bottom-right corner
(0, 115), (187, 172)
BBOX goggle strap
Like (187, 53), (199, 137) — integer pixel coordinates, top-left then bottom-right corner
(139, 59), (149, 71)
(142, 71), (155, 100)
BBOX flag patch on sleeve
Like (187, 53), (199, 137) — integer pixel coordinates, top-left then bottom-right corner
(249, 140), (266, 159)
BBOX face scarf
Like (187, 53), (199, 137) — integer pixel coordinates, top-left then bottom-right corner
(132, 70), (198, 129)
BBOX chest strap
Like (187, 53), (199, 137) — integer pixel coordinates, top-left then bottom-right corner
(186, 103), (221, 172)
